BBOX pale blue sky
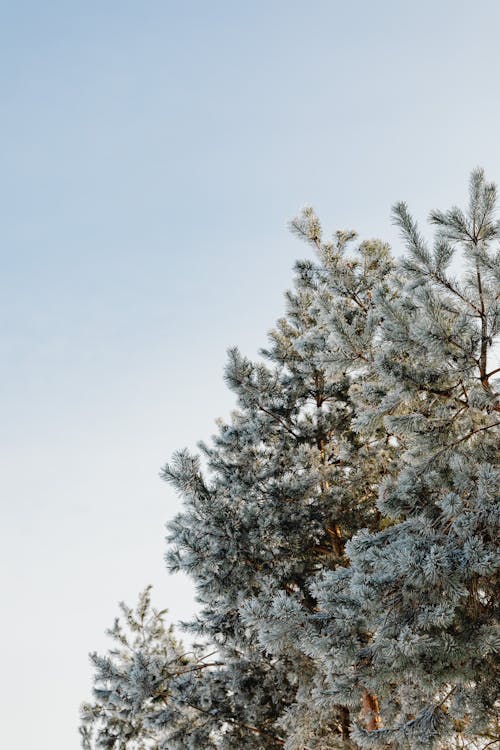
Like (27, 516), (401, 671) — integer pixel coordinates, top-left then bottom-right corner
(2, 2), (500, 748)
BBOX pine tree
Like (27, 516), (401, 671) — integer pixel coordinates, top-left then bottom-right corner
(161, 222), (394, 748)
(301, 169), (500, 749)
(82, 171), (499, 750)
(80, 587), (224, 750)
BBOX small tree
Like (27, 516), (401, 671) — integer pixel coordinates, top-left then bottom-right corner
(80, 587), (224, 750)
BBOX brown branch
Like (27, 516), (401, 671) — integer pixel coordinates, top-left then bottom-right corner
(350, 290), (368, 312)
(429, 269), (482, 315)
(426, 420), (500, 466)
(174, 661), (223, 676)
(326, 524), (345, 559)
(437, 686), (457, 708)
(476, 264), (488, 386)
(257, 404), (299, 439)
(338, 705), (351, 741)
(362, 689), (381, 730)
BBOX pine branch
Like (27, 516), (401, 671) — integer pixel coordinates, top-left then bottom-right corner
(422, 420), (500, 467)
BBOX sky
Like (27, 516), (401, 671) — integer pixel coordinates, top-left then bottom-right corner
(2, 1), (500, 748)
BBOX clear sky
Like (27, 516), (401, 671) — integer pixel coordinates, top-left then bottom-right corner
(2, 1), (500, 748)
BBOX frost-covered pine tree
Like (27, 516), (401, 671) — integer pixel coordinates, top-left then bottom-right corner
(82, 170), (499, 750)
(80, 586), (225, 750)
(298, 169), (500, 749)
(161, 225), (394, 748)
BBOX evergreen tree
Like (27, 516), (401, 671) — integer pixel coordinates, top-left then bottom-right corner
(80, 587), (223, 750)
(82, 171), (499, 750)
(295, 169), (500, 749)
(160, 222), (393, 748)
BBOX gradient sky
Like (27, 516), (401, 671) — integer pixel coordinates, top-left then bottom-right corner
(2, 2), (500, 748)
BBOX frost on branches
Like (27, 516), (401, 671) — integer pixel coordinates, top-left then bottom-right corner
(82, 170), (499, 750)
